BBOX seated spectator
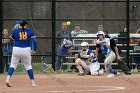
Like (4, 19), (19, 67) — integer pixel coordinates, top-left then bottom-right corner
(131, 29), (140, 44)
(98, 25), (104, 31)
(71, 25), (88, 36)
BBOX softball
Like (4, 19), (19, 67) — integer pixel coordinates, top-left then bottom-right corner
(66, 21), (71, 26)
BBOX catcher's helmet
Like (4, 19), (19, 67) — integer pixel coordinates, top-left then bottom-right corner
(81, 42), (89, 47)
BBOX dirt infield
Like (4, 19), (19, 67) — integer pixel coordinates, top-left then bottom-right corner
(0, 73), (140, 93)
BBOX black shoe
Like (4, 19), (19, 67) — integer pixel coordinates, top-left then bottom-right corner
(78, 73), (86, 76)
(86, 72), (91, 75)
(75, 70), (79, 72)
(124, 71), (131, 75)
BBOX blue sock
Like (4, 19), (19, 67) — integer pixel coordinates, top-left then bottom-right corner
(7, 67), (14, 76)
(109, 69), (117, 74)
(109, 69), (114, 74)
(27, 69), (34, 80)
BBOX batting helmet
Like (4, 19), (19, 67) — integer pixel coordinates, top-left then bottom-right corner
(96, 31), (105, 36)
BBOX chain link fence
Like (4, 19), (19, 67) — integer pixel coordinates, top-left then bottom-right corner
(1, 0), (140, 73)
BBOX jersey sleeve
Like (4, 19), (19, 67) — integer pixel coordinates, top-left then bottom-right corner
(78, 52), (81, 58)
(30, 38), (37, 51)
(87, 49), (93, 55)
(105, 38), (110, 45)
(30, 28), (36, 38)
(63, 39), (67, 45)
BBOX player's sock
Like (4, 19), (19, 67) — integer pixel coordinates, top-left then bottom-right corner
(7, 67), (14, 76)
(31, 80), (37, 87)
(6, 75), (11, 81)
(108, 68), (114, 74)
(27, 69), (34, 80)
(6, 67), (14, 82)
(109, 69), (117, 74)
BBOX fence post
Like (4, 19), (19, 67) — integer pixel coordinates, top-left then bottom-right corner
(126, 0), (130, 69)
(0, 0), (3, 73)
(52, 0), (56, 71)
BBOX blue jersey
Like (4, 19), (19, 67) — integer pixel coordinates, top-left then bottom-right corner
(98, 44), (112, 55)
(78, 49), (98, 62)
(12, 28), (35, 47)
(96, 38), (112, 55)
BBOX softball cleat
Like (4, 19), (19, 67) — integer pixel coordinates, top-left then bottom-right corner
(32, 81), (37, 87)
(5, 80), (12, 87)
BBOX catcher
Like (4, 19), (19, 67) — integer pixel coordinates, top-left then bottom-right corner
(75, 42), (104, 76)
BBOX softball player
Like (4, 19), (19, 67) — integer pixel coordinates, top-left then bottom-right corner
(96, 31), (119, 77)
(5, 19), (37, 87)
(75, 42), (104, 76)
(55, 37), (72, 71)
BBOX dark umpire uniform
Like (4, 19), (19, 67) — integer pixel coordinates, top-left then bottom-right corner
(98, 35), (131, 75)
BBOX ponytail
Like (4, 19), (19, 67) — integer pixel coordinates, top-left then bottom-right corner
(19, 19), (28, 32)
(22, 25), (25, 32)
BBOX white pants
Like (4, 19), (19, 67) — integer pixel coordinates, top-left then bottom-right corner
(10, 47), (32, 70)
(104, 51), (116, 73)
(76, 59), (100, 75)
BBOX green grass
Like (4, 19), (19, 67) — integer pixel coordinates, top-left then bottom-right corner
(14, 63), (46, 74)
(2, 63), (140, 75)
(1, 63), (77, 75)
